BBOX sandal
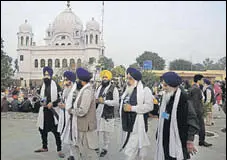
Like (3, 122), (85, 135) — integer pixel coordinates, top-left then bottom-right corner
(34, 148), (48, 153)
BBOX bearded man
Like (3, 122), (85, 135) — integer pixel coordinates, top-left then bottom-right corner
(155, 72), (199, 160)
(95, 70), (119, 157)
(120, 67), (153, 160)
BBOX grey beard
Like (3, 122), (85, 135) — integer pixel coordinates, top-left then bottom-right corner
(163, 90), (175, 105)
(125, 85), (135, 96)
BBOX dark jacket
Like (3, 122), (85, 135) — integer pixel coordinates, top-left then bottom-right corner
(188, 84), (204, 117)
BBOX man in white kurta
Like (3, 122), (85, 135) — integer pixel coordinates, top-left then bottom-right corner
(57, 71), (78, 160)
(120, 67), (153, 160)
(96, 70), (119, 157)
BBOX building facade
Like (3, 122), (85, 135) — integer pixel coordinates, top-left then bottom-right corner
(16, 3), (103, 87)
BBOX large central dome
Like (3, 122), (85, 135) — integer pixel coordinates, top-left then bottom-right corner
(52, 8), (83, 34)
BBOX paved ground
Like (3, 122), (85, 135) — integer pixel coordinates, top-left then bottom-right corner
(1, 106), (226, 160)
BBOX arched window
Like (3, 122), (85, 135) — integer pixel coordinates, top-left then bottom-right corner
(26, 36), (29, 46)
(34, 59), (38, 68)
(55, 59), (60, 68)
(61, 43), (65, 46)
(90, 34), (93, 44)
(77, 58), (81, 68)
(21, 36), (24, 46)
(40, 59), (45, 68)
(68, 43), (71, 45)
(76, 31), (79, 36)
(95, 35), (98, 44)
(56, 43), (59, 46)
(48, 59), (52, 68)
(70, 59), (75, 68)
(62, 59), (68, 68)
(89, 57), (96, 65)
(48, 32), (50, 37)
(86, 35), (88, 44)
(30, 38), (32, 46)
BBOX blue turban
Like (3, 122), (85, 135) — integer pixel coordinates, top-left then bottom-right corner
(76, 67), (92, 82)
(203, 78), (211, 85)
(162, 72), (182, 87)
(126, 67), (142, 81)
(43, 66), (53, 78)
(63, 71), (76, 82)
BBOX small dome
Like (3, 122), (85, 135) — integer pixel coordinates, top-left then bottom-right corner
(19, 20), (32, 33)
(52, 8), (83, 34)
(86, 17), (100, 31)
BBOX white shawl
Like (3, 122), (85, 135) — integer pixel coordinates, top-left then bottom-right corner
(36, 80), (59, 130)
(60, 83), (78, 145)
(155, 87), (184, 160)
(119, 81), (152, 156)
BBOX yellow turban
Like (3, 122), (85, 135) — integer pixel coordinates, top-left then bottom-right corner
(100, 70), (112, 80)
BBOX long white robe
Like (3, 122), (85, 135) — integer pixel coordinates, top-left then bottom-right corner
(58, 83), (78, 145)
(119, 81), (153, 158)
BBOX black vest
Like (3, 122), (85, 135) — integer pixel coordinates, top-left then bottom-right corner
(204, 86), (215, 105)
(99, 85), (115, 119)
(121, 87), (148, 132)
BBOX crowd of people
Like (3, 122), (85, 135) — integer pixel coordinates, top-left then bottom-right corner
(1, 66), (226, 160)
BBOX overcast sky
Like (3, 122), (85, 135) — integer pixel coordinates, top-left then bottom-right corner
(1, 1), (226, 67)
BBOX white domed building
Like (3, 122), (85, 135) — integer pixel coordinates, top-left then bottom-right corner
(16, 3), (103, 87)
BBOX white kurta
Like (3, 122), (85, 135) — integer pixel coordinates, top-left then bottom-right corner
(58, 83), (78, 145)
(120, 81), (153, 158)
(95, 84), (119, 132)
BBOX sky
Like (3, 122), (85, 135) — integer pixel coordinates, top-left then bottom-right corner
(1, 1), (226, 68)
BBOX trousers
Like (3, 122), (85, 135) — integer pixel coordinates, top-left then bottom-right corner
(39, 125), (62, 152)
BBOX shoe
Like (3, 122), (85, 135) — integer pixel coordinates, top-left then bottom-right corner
(199, 141), (212, 147)
(67, 156), (75, 160)
(58, 151), (65, 158)
(34, 148), (48, 152)
(100, 149), (108, 157)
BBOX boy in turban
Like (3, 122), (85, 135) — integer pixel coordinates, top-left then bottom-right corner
(120, 67), (153, 160)
(95, 70), (119, 157)
(35, 66), (65, 158)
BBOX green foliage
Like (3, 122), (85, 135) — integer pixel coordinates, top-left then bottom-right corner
(98, 56), (114, 70)
(1, 38), (14, 88)
(203, 58), (214, 70)
(111, 65), (126, 77)
(141, 71), (159, 90)
(192, 63), (205, 71)
(136, 51), (165, 70)
(169, 59), (193, 71)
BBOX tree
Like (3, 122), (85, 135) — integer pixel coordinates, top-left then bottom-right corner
(1, 38), (14, 88)
(203, 58), (214, 70)
(136, 51), (165, 70)
(98, 56), (114, 70)
(169, 59), (192, 71)
(141, 71), (159, 90)
(192, 63), (205, 71)
(111, 65), (126, 77)
(216, 56), (226, 70)
(129, 62), (141, 71)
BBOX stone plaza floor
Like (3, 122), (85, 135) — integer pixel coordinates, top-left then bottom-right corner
(1, 107), (226, 160)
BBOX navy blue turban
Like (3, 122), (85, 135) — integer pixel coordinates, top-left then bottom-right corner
(162, 71), (182, 87)
(43, 66), (53, 78)
(76, 67), (92, 82)
(203, 78), (211, 85)
(126, 67), (142, 81)
(64, 71), (76, 82)
(194, 74), (203, 83)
